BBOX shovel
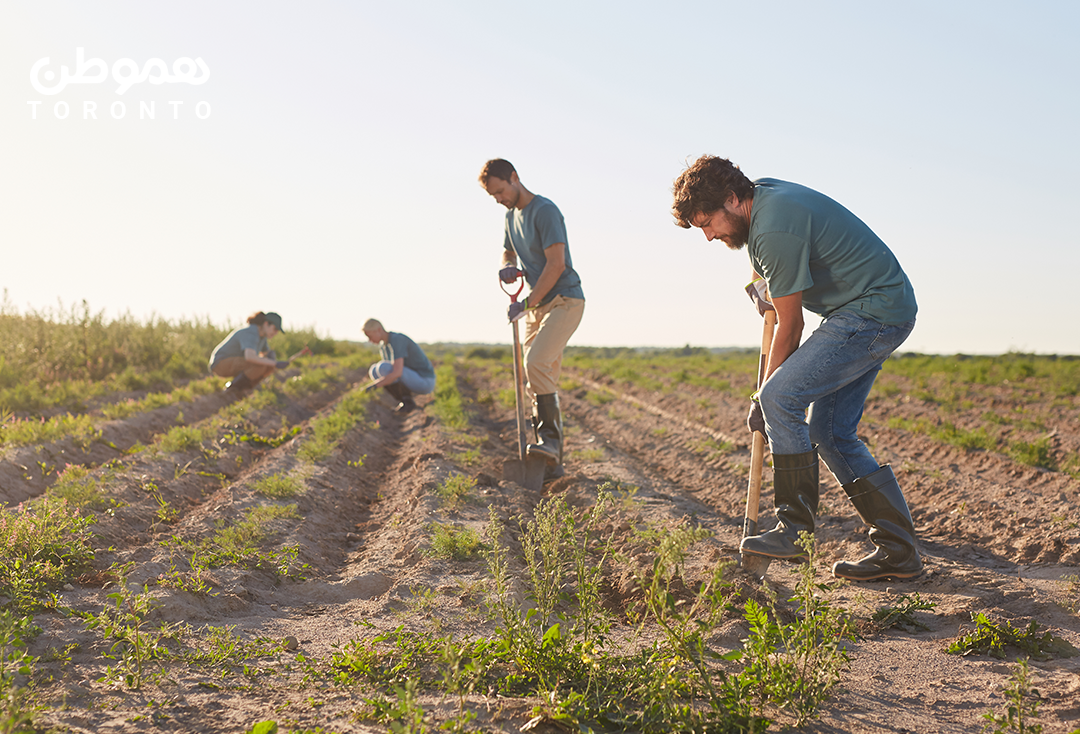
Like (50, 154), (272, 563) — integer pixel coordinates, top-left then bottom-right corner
(741, 298), (778, 580)
(500, 271), (547, 492)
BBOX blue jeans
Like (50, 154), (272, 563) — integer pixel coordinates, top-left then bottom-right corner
(368, 362), (436, 396)
(758, 312), (914, 486)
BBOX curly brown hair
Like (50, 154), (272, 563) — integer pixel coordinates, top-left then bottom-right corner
(671, 156), (755, 228)
(478, 159), (516, 186)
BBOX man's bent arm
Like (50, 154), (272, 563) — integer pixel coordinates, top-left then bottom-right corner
(526, 243), (566, 307)
(764, 291), (804, 380)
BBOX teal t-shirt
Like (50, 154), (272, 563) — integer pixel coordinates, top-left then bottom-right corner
(503, 195), (585, 304)
(209, 324), (268, 368)
(747, 179), (917, 324)
(381, 332), (434, 380)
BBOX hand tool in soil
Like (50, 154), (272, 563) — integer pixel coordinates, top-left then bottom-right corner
(741, 296), (778, 580)
(499, 270), (546, 491)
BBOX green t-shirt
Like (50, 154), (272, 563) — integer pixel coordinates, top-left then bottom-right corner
(503, 195), (585, 304)
(209, 324), (268, 368)
(747, 179), (917, 324)
(381, 332), (434, 380)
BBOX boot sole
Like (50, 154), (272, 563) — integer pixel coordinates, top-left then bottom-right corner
(739, 549), (808, 562)
(832, 567), (924, 582)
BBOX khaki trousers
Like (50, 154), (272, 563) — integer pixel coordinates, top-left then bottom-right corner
(211, 356), (273, 383)
(522, 295), (584, 400)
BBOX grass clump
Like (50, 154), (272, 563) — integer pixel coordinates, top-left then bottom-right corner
(297, 385), (371, 462)
(0, 411), (102, 449)
(100, 376), (219, 420)
(1007, 436), (1057, 470)
(0, 498), (96, 611)
(433, 474), (476, 508)
(429, 362), (469, 431)
(169, 505), (307, 579)
(158, 423), (214, 454)
(429, 523), (483, 560)
(251, 473), (305, 499)
(47, 464), (115, 511)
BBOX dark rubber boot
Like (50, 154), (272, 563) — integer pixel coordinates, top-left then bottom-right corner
(740, 449), (820, 560)
(384, 382), (416, 414)
(527, 393), (562, 466)
(832, 465), (923, 581)
(225, 373), (253, 397)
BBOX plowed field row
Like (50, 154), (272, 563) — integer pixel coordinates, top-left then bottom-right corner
(7, 353), (1080, 733)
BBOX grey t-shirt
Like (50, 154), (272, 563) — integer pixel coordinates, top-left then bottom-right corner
(503, 194), (585, 304)
(747, 178), (917, 325)
(209, 324), (268, 368)
(381, 332), (434, 380)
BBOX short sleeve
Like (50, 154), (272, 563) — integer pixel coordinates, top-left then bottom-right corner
(534, 204), (568, 249)
(753, 232), (815, 299)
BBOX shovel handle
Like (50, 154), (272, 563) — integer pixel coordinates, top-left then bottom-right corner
(500, 270), (526, 302)
(744, 302), (777, 534)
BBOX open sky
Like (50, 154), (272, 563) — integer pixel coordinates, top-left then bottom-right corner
(3, 1), (1078, 354)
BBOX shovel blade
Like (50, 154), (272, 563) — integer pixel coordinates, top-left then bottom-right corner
(740, 551), (772, 581)
(502, 456), (547, 492)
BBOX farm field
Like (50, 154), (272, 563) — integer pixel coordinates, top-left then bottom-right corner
(2, 333), (1080, 733)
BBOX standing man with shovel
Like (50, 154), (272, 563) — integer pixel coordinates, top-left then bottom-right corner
(479, 159), (585, 481)
(671, 156), (922, 581)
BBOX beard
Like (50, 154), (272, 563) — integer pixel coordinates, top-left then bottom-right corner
(723, 210), (751, 251)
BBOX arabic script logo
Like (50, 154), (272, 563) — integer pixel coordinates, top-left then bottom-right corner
(31, 47), (210, 95)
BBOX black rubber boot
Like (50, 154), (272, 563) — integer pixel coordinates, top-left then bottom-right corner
(740, 449), (820, 560)
(384, 382), (416, 414)
(832, 465), (923, 581)
(527, 393), (562, 466)
(225, 373), (254, 398)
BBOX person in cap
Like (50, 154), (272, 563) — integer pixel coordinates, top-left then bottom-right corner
(671, 155), (921, 582)
(479, 158), (585, 480)
(363, 319), (435, 414)
(209, 311), (291, 396)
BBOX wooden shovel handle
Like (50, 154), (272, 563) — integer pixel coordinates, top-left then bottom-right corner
(744, 307), (777, 534)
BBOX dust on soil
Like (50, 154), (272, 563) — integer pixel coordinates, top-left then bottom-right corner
(4, 353), (1079, 733)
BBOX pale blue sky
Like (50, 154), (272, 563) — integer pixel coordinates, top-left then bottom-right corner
(3, 1), (1078, 354)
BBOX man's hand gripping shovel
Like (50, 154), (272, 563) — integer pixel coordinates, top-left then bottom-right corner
(742, 279), (777, 580)
(500, 271), (547, 492)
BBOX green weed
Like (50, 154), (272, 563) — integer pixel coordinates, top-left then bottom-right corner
(169, 504), (307, 578)
(47, 464), (115, 511)
(0, 411), (101, 449)
(428, 524), (483, 561)
(736, 533), (853, 727)
(0, 498), (96, 611)
(947, 612), (1079, 660)
(572, 447), (605, 463)
(0, 611), (39, 732)
(433, 474), (476, 509)
(158, 423), (213, 454)
(428, 362), (469, 432)
(1007, 436), (1057, 470)
(82, 565), (171, 689)
(252, 473), (306, 499)
(871, 593), (936, 632)
(982, 657), (1043, 734)
(297, 386), (372, 462)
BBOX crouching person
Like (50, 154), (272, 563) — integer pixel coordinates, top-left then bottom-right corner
(209, 311), (289, 397)
(362, 319), (435, 414)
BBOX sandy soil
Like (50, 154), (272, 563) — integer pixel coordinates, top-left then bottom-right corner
(4, 354), (1079, 733)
